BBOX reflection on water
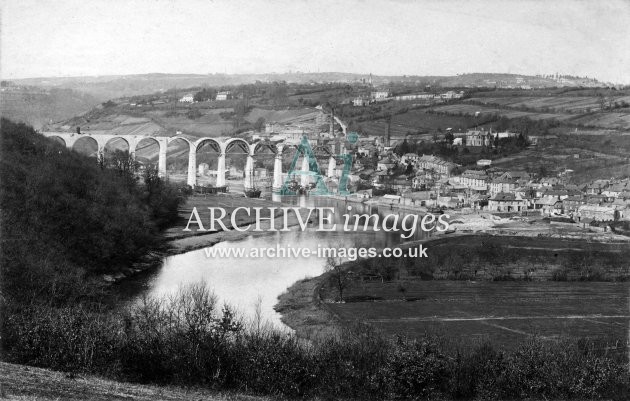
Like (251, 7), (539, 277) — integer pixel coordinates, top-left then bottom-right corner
(139, 195), (430, 330)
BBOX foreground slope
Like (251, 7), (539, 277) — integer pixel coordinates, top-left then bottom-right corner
(0, 362), (267, 401)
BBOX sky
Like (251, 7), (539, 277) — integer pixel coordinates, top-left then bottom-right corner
(1, 0), (629, 83)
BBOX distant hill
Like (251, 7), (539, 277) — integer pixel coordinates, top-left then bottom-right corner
(0, 86), (101, 130)
(8, 72), (610, 102)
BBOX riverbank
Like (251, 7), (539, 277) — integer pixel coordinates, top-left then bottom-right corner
(276, 231), (630, 343)
(103, 194), (306, 283)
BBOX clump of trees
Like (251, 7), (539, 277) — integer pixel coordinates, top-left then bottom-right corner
(193, 88), (217, 102)
(0, 118), (185, 306)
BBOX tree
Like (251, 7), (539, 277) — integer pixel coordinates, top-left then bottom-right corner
(396, 139), (410, 156)
(193, 88), (217, 102)
(598, 94), (606, 111)
(186, 109), (202, 120)
(324, 256), (352, 302)
(444, 132), (455, 148)
(253, 117), (266, 132)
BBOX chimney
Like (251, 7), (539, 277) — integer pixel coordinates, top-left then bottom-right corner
(329, 108), (335, 137)
(76, 126), (81, 135)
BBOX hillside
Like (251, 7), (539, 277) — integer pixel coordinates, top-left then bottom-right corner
(0, 86), (101, 129)
(0, 362), (266, 401)
(0, 118), (183, 305)
(9, 72), (611, 100)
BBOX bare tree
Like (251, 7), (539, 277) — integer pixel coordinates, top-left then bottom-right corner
(324, 256), (352, 302)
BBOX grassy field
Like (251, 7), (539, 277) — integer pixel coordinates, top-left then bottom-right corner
(465, 95), (630, 113)
(314, 235), (630, 350)
(325, 281), (628, 349)
(357, 109), (483, 138)
(432, 104), (576, 122)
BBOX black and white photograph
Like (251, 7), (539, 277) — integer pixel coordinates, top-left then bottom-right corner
(1, 0), (629, 399)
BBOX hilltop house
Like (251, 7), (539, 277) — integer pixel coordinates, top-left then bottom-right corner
(465, 130), (491, 147)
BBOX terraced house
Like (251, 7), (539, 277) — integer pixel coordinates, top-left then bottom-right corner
(416, 154), (459, 177)
(457, 169), (489, 191)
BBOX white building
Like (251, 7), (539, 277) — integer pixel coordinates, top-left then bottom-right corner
(179, 94), (194, 103)
(353, 97), (370, 107)
(371, 91), (389, 101)
(216, 91), (231, 101)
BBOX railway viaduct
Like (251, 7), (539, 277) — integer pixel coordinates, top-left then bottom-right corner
(41, 131), (339, 192)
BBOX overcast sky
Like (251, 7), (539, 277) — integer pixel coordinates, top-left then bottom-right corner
(2, 0), (629, 83)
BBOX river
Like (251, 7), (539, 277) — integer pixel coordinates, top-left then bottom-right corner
(129, 195), (431, 330)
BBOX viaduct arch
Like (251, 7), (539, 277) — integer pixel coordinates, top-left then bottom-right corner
(41, 132), (340, 193)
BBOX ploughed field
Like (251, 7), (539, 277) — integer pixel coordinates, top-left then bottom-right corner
(326, 281), (628, 349)
(322, 236), (630, 350)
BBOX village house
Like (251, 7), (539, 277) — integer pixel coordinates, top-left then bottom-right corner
(354, 189), (373, 200)
(562, 196), (586, 214)
(215, 91), (231, 101)
(602, 180), (630, 198)
(370, 91), (390, 101)
(376, 156), (397, 172)
(489, 177), (518, 196)
(457, 169), (489, 191)
(488, 192), (526, 212)
(577, 204), (617, 221)
(401, 191), (433, 207)
(378, 194), (402, 206)
(440, 90), (464, 99)
(390, 176), (413, 193)
(585, 179), (610, 194)
(353, 97), (370, 107)
(417, 154), (459, 177)
(401, 153), (421, 165)
(394, 93), (435, 101)
(536, 195), (562, 216)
